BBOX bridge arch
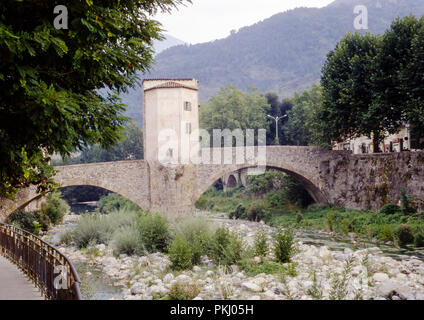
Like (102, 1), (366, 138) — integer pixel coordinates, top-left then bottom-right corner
(194, 163), (328, 206)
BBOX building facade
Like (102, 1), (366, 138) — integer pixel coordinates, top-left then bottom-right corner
(333, 126), (412, 154)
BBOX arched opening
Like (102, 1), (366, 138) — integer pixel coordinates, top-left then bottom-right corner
(226, 174), (237, 188)
(195, 166), (325, 222)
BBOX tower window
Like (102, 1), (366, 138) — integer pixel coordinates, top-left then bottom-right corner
(186, 122), (192, 134)
(184, 101), (192, 111)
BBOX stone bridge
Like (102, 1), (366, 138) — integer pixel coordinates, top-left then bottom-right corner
(1, 146), (424, 221)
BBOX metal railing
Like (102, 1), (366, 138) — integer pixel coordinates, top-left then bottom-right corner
(0, 222), (82, 300)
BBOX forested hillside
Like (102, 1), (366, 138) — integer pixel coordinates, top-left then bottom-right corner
(147, 0), (424, 103)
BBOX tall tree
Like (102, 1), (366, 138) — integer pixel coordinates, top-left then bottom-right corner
(0, 0), (189, 198)
(199, 85), (270, 146)
(284, 84), (329, 147)
(320, 32), (381, 151)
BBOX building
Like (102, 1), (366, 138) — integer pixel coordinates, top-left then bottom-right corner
(333, 126), (412, 154)
(142, 79), (200, 163)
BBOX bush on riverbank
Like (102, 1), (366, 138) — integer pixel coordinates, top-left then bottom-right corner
(7, 191), (69, 235)
(197, 176), (424, 247)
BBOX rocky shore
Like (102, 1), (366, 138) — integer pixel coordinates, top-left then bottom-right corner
(48, 214), (424, 300)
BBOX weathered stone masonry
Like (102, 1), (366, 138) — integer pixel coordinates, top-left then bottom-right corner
(1, 147), (424, 221)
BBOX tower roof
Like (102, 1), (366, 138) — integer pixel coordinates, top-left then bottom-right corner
(143, 81), (198, 92)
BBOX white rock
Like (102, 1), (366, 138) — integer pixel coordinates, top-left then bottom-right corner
(205, 270), (214, 277)
(130, 283), (145, 295)
(248, 295), (261, 300)
(96, 244), (106, 251)
(262, 290), (276, 300)
(373, 273), (389, 282)
(193, 266), (202, 272)
(242, 282), (262, 292)
(319, 246), (333, 263)
(163, 273), (174, 283)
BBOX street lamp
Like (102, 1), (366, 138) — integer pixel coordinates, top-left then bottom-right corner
(267, 114), (287, 145)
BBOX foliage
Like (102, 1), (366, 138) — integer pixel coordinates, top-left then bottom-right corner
(53, 123), (144, 165)
(400, 188), (417, 215)
(414, 232), (424, 247)
(209, 227), (244, 266)
(284, 84), (329, 147)
(229, 203), (247, 220)
(112, 225), (143, 256)
(173, 216), (215, 265)
(247, 202), (266, 222)
(7, 190), (68, 233)
(380, 204), (401, 215)
(199, 85), (270, 146)
(273, 228), (296, 263)
(40, 191), (70, 225)
(320, 16), (424, 150)
(0, 0), (190, 197)
(253, 228), (269, 257)
(168, 280), (201, 300)
(72, 209), (139, 248)
(7, 210), (47, 235)
(98, 193), (142, 214)
(394, 224), (415, 247)
(320, 32), (382, 149)
(239, 259), (295, 277)
(139, 214), (171, 253)
(168, 235), (193, 271)
(59, 230), (75, 246)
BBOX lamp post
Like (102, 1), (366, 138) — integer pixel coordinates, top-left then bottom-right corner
(267, 114), (287, 145)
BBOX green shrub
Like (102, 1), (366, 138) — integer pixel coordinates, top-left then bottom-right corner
(253, 228), (268, 257)
(40, 192), (70, 225)
(73, 214), (112, 248)
(273, 228), (296, 263)
(194, 195), (208, 210)
(394, 224), (414, 247)
(209, 227), (244, 266)
(209, 227), (231, 264)
(378, 225), (394, 242)
(168, 280), (201, 300)
(139, 214), (171, 253)
(59, 230), (75, 245)
(174, 216), (214, 265)
(296, 213), (303, 224)
(7, 210), (46, 234)
(98, 194), (141, 214)
(380, 204), (401, 215)
(222, 233), (244, 265)
(326, 211), (338, 232)
(414, 232), (424, 247)
(400, 189), (417, 215)
(247, 202), (266, 221)
(112, 226), (143, 256)
(229, 203), (246, 220)
(168, 236), (193, 270)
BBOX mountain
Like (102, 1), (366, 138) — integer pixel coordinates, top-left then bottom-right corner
(146, 0), (424, 103)
(123, 0), (424, 126)
(120, 34), (186, 125)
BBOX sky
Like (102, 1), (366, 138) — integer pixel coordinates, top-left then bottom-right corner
(154, 0), (335, 44)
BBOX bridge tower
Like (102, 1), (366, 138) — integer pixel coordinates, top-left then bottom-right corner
(142, 79), (200, 164)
